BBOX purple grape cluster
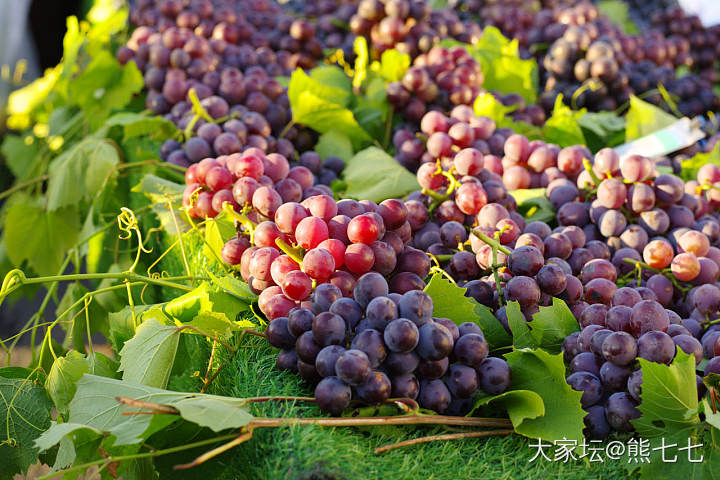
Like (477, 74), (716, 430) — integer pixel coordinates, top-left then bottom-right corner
(265, 280), (511, 415)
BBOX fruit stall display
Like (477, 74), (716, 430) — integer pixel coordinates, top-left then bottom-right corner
(1, 0), (719, 479)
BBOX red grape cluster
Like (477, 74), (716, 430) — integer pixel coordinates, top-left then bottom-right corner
(265, 280), (511, 415)
(182, 148), (343, 220)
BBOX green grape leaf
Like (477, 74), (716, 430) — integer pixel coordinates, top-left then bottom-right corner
(423, 273), (511, 349)
(103, 112), (178, 142)
(632, 350), (700, 438)
(442, 27), (538, 103)
(504, 348), (585, 441)
(506, 301), (535, 349)
(597, 0), (639, 34)
(541, 95), (587, 148)
(176, 311), (240, 337)
(67, 50), (144, 129)
(45, 351), (90, 415)
(310, 65), (352, 93)
(702, 398), (720, 431)
(578, 111), (626, 152)
(131, 174), (190, 235)
(118, 318), (181, 389)
(4, 194), (80, 276)
(371, 49), (411, 83)
(625, 95), (678, 141)
(315, 130), (355, 163)
(34, 422), (104, 454)
(205, 271), (258, 305)
(288, 68), (372, 148)
(680, 143), (720, 181)
(472, 390), (545, 428)
(0, 374), (54, 478)
(342, 147), (419, 202)
(473, 92), (516, 124)
(508, 188), (555, 224)
(1, 134), (42, 182)
(36, 375), (254, 449)
(203, 210), (237, 264)
(163, 282), (249, 323)
(633, 426), (719, 480)
(46, 138), (121, 211)
(108, 304), (157, 352)
(527, 298), (580, 354)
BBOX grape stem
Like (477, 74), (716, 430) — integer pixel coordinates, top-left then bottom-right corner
(374, 429), (514, 454)
(274, 238), (305, 266)
(582, 157), (602, 187)
(470, 229), (512, 256)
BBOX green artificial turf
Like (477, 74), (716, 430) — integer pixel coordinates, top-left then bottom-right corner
(178, 335), (638, 480)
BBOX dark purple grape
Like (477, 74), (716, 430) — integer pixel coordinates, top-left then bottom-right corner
(605, 392), (640, 432)
(417, 379), (451, 413)
(315, 345), (346, 378)
(350, 329), (387, 368)
(566, 372), (604, 408)
(315, 377), (352, 415)
(356, 371), (391, 404)
(445, 364), (479, 398)
(476, 357), (511, 395)
(335, 349), (371, 386)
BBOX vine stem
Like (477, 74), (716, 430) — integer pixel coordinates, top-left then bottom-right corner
(0, 174), (49, 200)
(471, 229), (512, 256)
(275, 238), (305, 266)
(37, 433), (240, 480)
(374, 429), (514, 454)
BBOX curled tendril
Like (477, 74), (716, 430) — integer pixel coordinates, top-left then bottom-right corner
(426, 252), (441, 269)
(428, 265), (457, 286)
(0, 269), (27, 309)
(117, 207), (152, 274)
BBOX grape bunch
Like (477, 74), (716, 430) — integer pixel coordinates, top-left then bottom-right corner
(347, 0), (481, 58)
(264, 278), (511, 415)
(182, 148), (343, 220)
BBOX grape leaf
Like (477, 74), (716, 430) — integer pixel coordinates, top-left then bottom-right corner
(205, 271), (258, 305)
(55, 282), (108, 352)
(36, 375), (254, 449)
(103, 112), (178, 142)
(45, 351), (89, 415)
(473, 92), (516, 124)
(315, 130), (354, 163)
(503, 348), (585, 441)
(702, 398), (720, 431)
(34, 422), (104, 453)
(633, 350), (700, 437)
(203, 210), (237, 264)
(118, 318), (181, 389)
(680, 143), (720, 182)
(472, 390), (545, 429)
(310, 66), (352, 93)
(541, 95), (586, 148)
(131, 174), (190, 235)
(597, 0), (639, 34)
(578, 111), (626, 152)
(0, 374), (53, 478)
(508, 188), (555, 224)
(506, 301), (534, 349)
(371, 49), (410, 83)
(67, 51), (144, 129)
(4, 194), (80, 276)
(163, 282), (249, 323)
(423, 273), (511, 349)
(342, 147), (419, 202)
(625, 95), (678, 141)
(1, 134), (41, 182)
(527, 298), (580, 354)
(46, 138), (120, 211)
(287, 68), (372, 149)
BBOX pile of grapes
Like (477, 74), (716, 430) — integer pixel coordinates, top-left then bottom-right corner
(265, 277), (510, 415)
(125, 0), (720, 437)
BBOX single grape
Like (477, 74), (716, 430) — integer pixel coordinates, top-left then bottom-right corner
(315, 377), (352, 416)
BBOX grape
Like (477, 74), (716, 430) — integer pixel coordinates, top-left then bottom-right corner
(416, 322), (454, 360)
(476, 357), (511, 395)
(344, 243), (375, 274)
(365, 297), (398, 331)
(312, 312), (346, 347)
(390, 373), (420, 399)
(315, 377), (351, 415)
(335, 349), (372, 386)
(580, 304), (607, 328)
(600, 362), (631, 391)
(544, 233), (572, 260)
(620, 155), (651, 182)
(266, 317), (296, 349)
(417, 379), (451, 413)
(705, 357), (720, 376)
(601, 331), (637, 366)
(570, 352), (603, 376)
(597, 179), (626, 209)
(356, 371), (391, 404)
(351, 329), (387, 368)
(642, 240), (674, 269)
(221, 237), (250, 265)
(597, 210), (627, 238)
(654, 174), (684, 204)
(611, 287), (641, 308)
(302, 248), (335, 280)
(584, 278), (617, 306)
(389, 272), (426, 294)
(397, 290), (434, 327)
(566, 372), (603, 408)
(639, 209), (670, 235)
(627, 369), (643, 402)
(678, 230), (710, 257)
(288, 307), (314, 338)
(605, 392), (640, 432)
(583, 405), (610, 440)
(673, 334), (703, 365)
(396, 247), (431, 278)
(580, 259), (617, 283)
(277, 349), (299, 372)
(637, 330), (675, 364)
(281, 270), (312, 301)
(559, 275), (584, 304)
(693, 284), (720, 313)
(311, 283), (342, 314)
(626, 183), (656, 214)
(445, 364), (479, 398)
(384, 351), (420, 376)
(505, 276), (541, 309)
(671, 253), (701, 281)
(295, 216), (329, 250)
(315, 345), (347, 378)
(454, 333), (489, 367)
(296, 331), (322, 364)
(507, 246), (544, 277)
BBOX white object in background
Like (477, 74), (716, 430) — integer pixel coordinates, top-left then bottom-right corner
(678, 0), (720, 27)
(614, 117), (706, 161)
(0, 0), (40, 112)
